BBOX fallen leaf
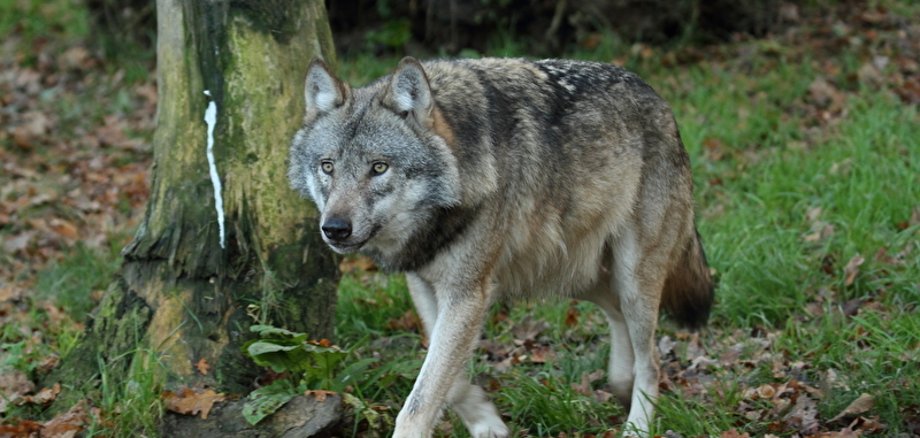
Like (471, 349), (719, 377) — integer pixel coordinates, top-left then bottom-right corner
(757, 384), (776, 399)
(0, 369), (35, 413)
(593, 388), (614, 403)
(812, 430), (859, 438)
(850, 415), (885, 434)
(857, 63), (884, 88)
(305, 389), (337, 402)
(11, 111), (52, 149)
(511, 316), (548, 343)
(41, 400), (89, 438)
(658, 335), (676, 357)
(22, 383), (61, 406)
(3, 231), (35, 254)
(95, 115), (143, 150)
(784, 394), (819, 434)
(35, 354), (61, 374)
(0, 285), (24, 302)
(805, 206), (822, 222)
(803, 224), (834, 242)
(684, 331), (705, 362)
(196, 358), (210, 376)
(808, 77), (844, 109)
(0, 420), (43, 436)
(843, 254), (865, 286)
(720, 429), (750, 438)
(703, 137), (726, 161)
(563, 302), (579, 327)
(387, 309), (421, 333)
(830, 393), (874, 422)
(59, 46), (91, 71)
(338, 255), (377, 274)
(571, 370), (605, 396)
(134, 83), (158, 105)
(529, 344), (555, 364)
(162, 387), (226, 419)
(49, 218), (79, 240)
(829, 159), (853, 178)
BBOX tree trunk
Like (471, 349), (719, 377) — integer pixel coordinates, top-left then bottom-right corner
(49, 0), (338, 414)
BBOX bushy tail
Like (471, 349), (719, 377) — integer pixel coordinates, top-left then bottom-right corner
(662, 228), (714, 329)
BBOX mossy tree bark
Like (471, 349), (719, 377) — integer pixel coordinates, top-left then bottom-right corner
(51, 0), (338, 403)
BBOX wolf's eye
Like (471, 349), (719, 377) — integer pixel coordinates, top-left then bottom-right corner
(371, 161), (389, 176)
(320, 160), (334, 175)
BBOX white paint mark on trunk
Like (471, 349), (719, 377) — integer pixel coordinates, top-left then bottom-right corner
(204, 90), (225, 249)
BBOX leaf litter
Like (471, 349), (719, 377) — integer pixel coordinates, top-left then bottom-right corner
(162, 387), (226, 420)
(1, 12), (156, 434)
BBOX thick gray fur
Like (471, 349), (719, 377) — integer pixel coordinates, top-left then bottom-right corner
(289, 57), (714, 437)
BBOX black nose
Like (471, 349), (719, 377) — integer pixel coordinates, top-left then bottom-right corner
(321, 218), (352, 241)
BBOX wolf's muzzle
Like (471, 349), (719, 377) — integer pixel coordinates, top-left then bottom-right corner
(321, 217), (352, 241)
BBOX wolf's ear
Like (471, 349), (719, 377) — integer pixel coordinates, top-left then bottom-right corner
(384, 57), (433, 126)
(305, 59), (346, 118)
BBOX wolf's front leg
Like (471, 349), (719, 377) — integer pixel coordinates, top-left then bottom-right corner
(406, 274), (508, 437)
(394, 278), (492, 438)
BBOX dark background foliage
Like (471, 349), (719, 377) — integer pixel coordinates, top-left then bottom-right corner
(86, 0), (789, 58)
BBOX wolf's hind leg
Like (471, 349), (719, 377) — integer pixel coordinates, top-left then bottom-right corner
(406, 274), (509, 438)
(612, 227), (662, 436)
(601, 308), (636, 406)
(579, 280), (635, 407)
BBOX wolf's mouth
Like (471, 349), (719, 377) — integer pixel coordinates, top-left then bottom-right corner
(326, 239), (367, 253)
(324, 224), (381, 253)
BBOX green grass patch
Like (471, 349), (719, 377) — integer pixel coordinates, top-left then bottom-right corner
(85, 348), (165, 437)
(0, 0), (89, 54)
(36, 243), (119, 319)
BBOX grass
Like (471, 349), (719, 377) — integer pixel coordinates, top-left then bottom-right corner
(35, 243), (120, 319)
(87, 348), (165, 437)
(0, 0), (89, 57)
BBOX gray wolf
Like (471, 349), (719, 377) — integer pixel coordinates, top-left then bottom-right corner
(288, 56), (714, 437)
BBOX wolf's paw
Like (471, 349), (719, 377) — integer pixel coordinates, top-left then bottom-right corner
(469, 419), (510, 438)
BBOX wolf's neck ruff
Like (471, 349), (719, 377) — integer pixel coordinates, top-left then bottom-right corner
(364, 204), (480, 272)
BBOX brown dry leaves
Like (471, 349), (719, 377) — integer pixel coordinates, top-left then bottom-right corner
(162, 387), (226, 419)
(195, 357), (211, 376)
(0, 25), (156, 435)
(305, 389), (338, 402)
(0, 369), (62, 416)
(0, 399), (95, 438)
(0, 370), (35, 414)
(658, 327), (892, 437)
(829, 393), (874, 423)
(842, 254), (865, 287)
(1, 37), (154, 285)
(40, 400), (95, 438)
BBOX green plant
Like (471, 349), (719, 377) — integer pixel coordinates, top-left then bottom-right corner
(240, 324), (348, 425)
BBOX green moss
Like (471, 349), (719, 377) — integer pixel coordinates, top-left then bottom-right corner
(230, 0), (304, 44)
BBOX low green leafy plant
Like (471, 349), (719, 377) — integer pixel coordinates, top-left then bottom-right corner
(241, 324), (348, 425)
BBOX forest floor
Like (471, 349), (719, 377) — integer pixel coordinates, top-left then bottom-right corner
(1, 1), (918, 437)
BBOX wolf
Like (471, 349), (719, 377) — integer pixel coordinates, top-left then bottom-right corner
(288, 56), (714, 437)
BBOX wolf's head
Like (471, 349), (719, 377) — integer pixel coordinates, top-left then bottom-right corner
(288, 58), (462, 260)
